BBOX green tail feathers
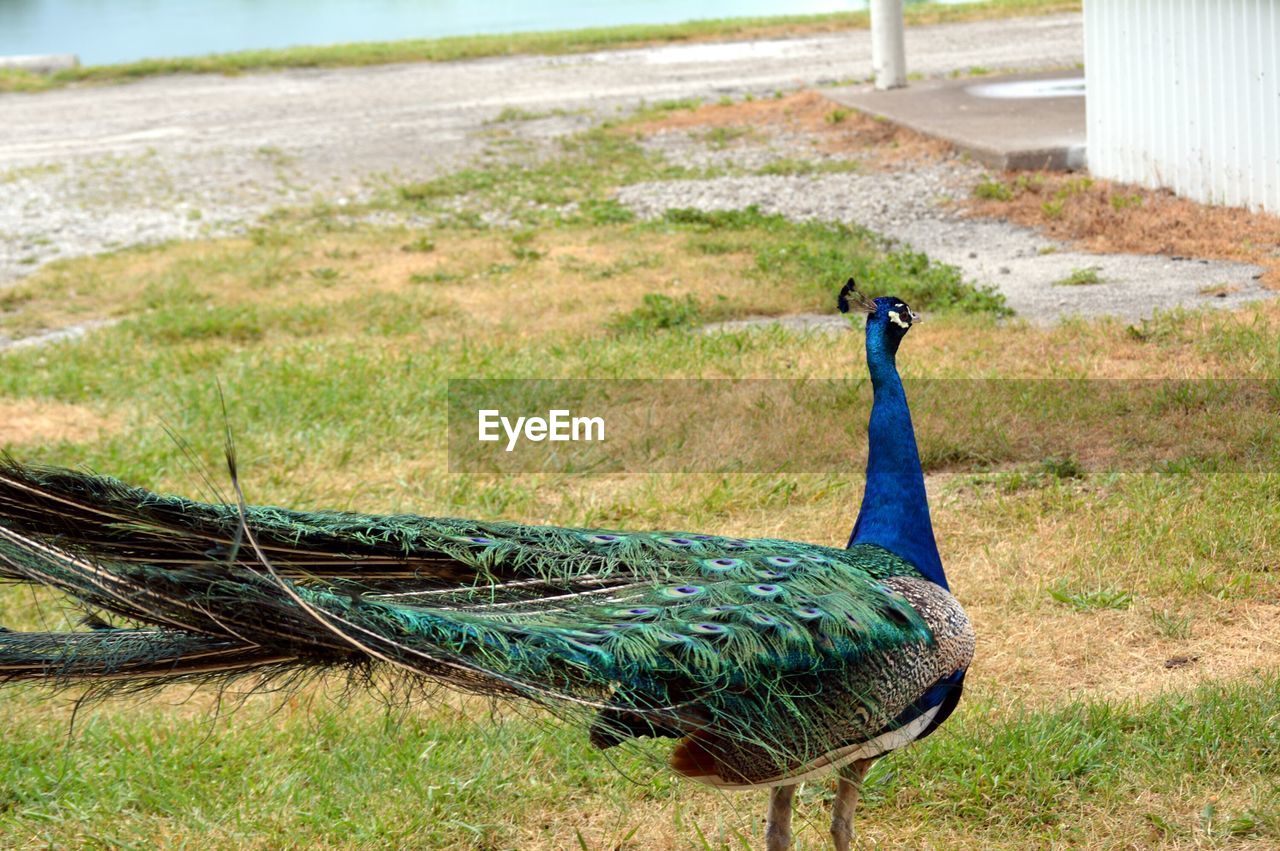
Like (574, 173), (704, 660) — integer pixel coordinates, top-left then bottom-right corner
(0, 629), (291, 684)
(0, 460), (939, 783)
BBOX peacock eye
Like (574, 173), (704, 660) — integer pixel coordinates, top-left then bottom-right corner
(659, 584), (705, 599)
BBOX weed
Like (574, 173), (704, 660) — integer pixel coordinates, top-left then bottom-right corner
(408, 271), (463, 285)
(575, 199), (635, 226)
(825, 108), (851, 125)
(1054, 267), (1103, 286)
(701, 126), (750, 149)
(974, 177), (1013, 201)
(401, 236), (436, 253)
(1109, 193), (1144, 211)
(1150, 609), (1193, 640)
(608, 293), (705, 334)
(1049, 584), (1134, 612)
(1041, 456), (1086, 479)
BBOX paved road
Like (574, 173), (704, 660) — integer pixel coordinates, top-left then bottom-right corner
(0, 14), (1082, 285)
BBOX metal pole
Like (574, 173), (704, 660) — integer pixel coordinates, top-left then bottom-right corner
(870, 0), (907, 90)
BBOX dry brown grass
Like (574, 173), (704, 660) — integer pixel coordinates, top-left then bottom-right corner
(0, 228), (809, 346)
(0, 398), (121, 446)
(630, 91), (954, 167)
(967, 172), (1280, 287)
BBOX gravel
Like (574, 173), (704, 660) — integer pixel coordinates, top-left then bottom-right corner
(638, 128), (855, 173)
(615, 168), (1271, 325)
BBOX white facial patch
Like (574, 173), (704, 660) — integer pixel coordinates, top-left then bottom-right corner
(887, 310), (911, 329)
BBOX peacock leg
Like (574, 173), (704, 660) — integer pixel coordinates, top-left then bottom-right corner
(765, 784), (797, 851)
(830, 759), (872, 851)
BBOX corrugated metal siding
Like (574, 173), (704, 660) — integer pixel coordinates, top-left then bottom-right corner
(1084, 0), (1280, 212)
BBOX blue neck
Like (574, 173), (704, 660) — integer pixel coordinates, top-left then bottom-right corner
(848, 321), (948, 589)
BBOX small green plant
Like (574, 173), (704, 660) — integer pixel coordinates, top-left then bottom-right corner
(1059, 176), (1094, 196)
(509, 230), (543, 262)
(576, 199), (635, 225)
(401, 236), (436, 253)
(974, 177), (1013, 201)
(487, 106), (562, 124)
(1041, 456), (1086, 479)
(1151, 609), (1193, 640)
(1014, 173), (1046, 192)
(1054, 267), (1103, 286)
(408, 270), (463, 284)
(1109, 192), (1144, 211)
(701, 126), (750, 149)
(608, 293), (704, 334)
(824, 108), (851, 125)
(717, 95), (734, 107)
(309, 266), (340, 283)
(1049, 584), (1134, 612)
(1041, 198), (1065, 219)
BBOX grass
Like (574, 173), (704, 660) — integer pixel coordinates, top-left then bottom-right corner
(1048, 584), (1134, 612)
(0, 108), (1276, 848)
(965, 170), (1280, 286)
(0, 0), (1080, 93)
(1054, 266), (1103, 286)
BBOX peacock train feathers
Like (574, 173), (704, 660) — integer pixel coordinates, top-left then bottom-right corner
(0, 280), (973, 849)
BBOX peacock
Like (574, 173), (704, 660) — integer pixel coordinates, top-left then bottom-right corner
(0, 280), (972, 850)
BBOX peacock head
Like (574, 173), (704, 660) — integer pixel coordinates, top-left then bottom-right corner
(837, 278), (919, 344)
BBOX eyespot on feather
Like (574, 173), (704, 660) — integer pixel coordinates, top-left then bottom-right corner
(701, 557), (745, 573)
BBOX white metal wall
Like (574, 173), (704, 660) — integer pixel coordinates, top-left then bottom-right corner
(1084, 0), (1280, 212)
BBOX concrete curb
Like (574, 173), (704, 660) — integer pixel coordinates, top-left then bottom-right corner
(825, 71), (1086, 173)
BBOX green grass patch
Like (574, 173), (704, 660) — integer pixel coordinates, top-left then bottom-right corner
(1048, 583), (1134, 612)
(1053, 266), (1103, 286)
(881, 675), (1280, 841)
(607, 292), (710, 334)
(0, 669), (1272, 847)
(657, 206), (1009, 316)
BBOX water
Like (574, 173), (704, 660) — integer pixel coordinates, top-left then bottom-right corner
(0, 0), (973, 67)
